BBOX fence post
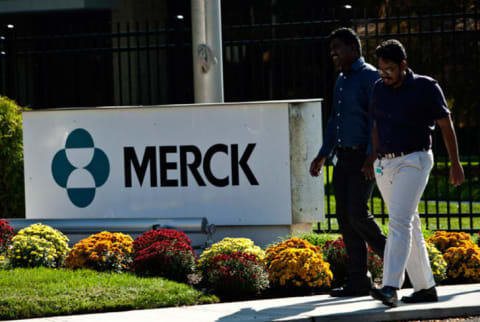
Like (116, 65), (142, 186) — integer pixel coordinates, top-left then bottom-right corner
(0, 30), (5, 94)
(3, 24), (17, 100)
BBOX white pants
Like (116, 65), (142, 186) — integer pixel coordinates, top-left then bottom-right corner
(374, 150), (436, 291)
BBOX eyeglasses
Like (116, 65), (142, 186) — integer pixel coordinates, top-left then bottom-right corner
(377, 67), (395, 75)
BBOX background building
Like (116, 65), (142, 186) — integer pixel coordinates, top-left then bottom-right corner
(0, 0), (478, 232)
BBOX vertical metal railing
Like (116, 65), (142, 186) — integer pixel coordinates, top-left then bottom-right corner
(0, 3), (478, 232)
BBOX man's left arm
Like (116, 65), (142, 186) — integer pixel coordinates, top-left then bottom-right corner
(362, 71), (381, 180)
(436, 115), (465, 187)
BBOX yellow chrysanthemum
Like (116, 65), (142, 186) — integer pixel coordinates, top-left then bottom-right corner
(265, 238), (332, 289)
(65, 231), (133, 272)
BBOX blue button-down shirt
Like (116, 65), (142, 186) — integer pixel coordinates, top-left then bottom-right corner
(371, 68), (450, 155)
(319, 57), (380, 157)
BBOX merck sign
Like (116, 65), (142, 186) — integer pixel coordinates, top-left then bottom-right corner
(123, 143), (258, 188)
(23, 103), (305, 226)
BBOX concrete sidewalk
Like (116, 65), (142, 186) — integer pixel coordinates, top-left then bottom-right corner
(7, 283), (480, 322)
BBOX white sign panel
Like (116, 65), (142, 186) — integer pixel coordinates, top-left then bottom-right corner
(23, 103), (292, 225)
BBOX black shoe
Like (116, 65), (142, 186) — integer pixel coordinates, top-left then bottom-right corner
(401, 286), (438, 303)
(370, 286), (398, 307)
(330, 285), (370, 297)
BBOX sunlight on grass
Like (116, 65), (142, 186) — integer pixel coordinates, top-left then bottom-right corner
(0, 268), (218, 320)
(319, 195), (480, 232)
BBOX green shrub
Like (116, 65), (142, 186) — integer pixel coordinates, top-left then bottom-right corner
(297, 232), (340, 248)
(0, 96), (25, 218)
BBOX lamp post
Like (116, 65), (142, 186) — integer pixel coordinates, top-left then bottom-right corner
(191, 0), (224, 103)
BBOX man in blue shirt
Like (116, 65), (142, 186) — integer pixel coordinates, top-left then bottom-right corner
(369, 39), (464, 307)
(310, 28), (386, 297)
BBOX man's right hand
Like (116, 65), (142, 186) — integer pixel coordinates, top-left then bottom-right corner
(309, 155), (326, 177)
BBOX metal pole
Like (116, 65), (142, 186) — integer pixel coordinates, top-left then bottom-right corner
(4, 24), (16, 99)
(191, 0), (224, 103)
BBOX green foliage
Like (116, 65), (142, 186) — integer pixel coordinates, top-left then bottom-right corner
(0, 268), (219, 320)
(0, 96), (25, 218)
(425, 163), (480, 202)
(296, 232), (340, 248)
(422, 228), (435, 240)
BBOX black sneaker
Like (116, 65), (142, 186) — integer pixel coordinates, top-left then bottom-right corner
(401, 286), (438, 303)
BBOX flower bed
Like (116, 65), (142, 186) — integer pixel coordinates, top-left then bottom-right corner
(321, 237), (383, 285)
(427, 231), (472, 252)
(197, 237), (268, 299)
(198, 237), (265, 273)
(0, 219), (14, 254)
(130, 229), (196, 282)
(442, 239), (480, 283)
(265, 238), (333, 289)
(66, 231), (133, 272)
(202, 251), (269, 299)
(8, 235), (57, 268)
(426, 242), (448, 284)
(0, 225), (479, 304)
(7, 223), (69, 268)
(132, 228), (192, 253)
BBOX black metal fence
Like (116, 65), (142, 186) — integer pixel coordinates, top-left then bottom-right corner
(0, 2), (478, 232)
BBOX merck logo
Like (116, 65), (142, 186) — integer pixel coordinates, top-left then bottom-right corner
(51, 129), (110, 208)
(51, 129), (259, 207)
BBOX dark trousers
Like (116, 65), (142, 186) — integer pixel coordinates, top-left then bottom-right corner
(333, 149), (386, 287)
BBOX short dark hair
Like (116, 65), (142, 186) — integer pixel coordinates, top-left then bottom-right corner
(375, 39), (407, 65)
(328, 27), (362, 56)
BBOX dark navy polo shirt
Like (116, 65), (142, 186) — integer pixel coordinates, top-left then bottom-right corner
(371, 68), (450, 155)
(319, 57), (380, 157)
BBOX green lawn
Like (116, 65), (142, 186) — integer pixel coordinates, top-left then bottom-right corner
(320, 160), (480, 233)
(323, 162), (480, 202)
(0, 268), (218, 320)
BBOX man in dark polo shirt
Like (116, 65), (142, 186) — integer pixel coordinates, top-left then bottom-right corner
(310, 28), (386, 297)
(369, 39), (464, 307)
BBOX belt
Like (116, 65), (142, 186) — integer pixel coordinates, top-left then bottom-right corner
(336, 144), (366, 152)
(379, 148), (429, 159)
